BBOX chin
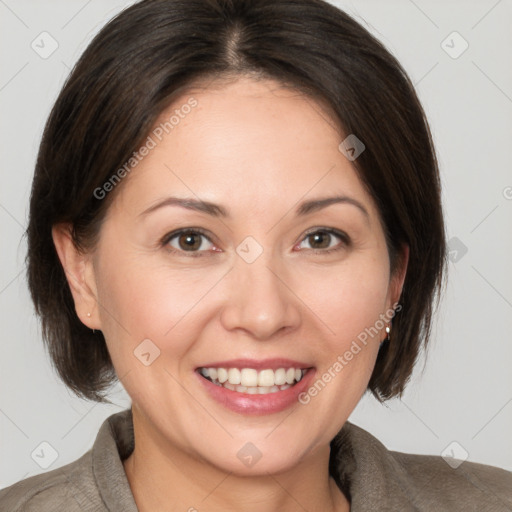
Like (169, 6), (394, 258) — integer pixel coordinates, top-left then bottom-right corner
(203, 447), (309, 477)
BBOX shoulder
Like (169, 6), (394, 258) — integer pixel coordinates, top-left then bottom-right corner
(390, 449), (512, 510)
(0, 409), (135, 512)
(332, 422), (512, 511)
(0, 450), (103, 512)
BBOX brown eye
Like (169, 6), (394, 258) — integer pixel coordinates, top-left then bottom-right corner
(297, 228), (348, 253)
(178, 232), (203, 251)
(165, 229), (215, 254)
(307, 231), (332, 249)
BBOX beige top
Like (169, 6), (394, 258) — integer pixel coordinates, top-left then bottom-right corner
(1, 408), (511, 511)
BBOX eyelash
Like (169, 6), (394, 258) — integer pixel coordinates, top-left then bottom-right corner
(161, 227), (350, 258)
(300, 228), (351, 255)
(161, 227), (213, 258)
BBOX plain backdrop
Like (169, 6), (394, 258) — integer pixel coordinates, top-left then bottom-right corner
(1, 0), (511, 488)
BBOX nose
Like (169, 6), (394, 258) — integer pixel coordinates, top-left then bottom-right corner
(219, 254), (301, 341)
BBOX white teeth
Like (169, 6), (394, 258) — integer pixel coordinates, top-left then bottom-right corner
(285, 368), (295, 384)
(258, 369), (275, 387)
(199, 366), (307, 395)
(227, 368), (241, 385)
(274, 368), (286, 386)
(240, 368), (258, 387)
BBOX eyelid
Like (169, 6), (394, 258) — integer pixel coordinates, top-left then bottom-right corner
(161, 227), (218, 257)
(161, 226), (350, 256)
(301, 226), (349, 241)
(296, 227), (350, 252)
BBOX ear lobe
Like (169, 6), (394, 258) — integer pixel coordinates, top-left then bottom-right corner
(51, 223), (100, 329)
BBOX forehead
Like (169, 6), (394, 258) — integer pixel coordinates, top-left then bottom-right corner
(111, 77), (375, 220)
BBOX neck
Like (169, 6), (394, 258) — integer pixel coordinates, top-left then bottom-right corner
(123, 410), (350, 512)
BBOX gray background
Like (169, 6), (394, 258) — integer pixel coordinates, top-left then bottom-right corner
(1, 0), (511, 488)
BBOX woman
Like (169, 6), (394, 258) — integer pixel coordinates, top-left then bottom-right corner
(1, 0), (510, 510)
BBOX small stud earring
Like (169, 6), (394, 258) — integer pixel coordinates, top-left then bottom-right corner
(87, 312), (91, 317)
(380, 323), (391, 348)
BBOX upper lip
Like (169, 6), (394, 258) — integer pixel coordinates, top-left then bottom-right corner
(196, 358), (313, 371)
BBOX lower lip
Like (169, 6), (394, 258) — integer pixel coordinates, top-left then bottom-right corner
(196, 369), (316, 415)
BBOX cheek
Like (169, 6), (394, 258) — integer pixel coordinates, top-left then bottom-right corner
(297, 259), (390, 416)
(296, 255), (390, 344)
(93, 246), (223, 362)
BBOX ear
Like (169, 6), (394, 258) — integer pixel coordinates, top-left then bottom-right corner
(52, 223), (100, 330)
(389, 243), (409, 307)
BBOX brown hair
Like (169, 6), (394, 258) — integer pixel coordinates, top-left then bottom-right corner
(27, 0), (446, 402)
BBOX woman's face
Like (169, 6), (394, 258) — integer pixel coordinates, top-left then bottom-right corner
(85, 77), (404, 474)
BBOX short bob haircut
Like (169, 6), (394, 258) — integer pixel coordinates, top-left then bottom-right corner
(27, 0), (446, 403)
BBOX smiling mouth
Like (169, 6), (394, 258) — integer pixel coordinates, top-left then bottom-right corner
(197, 367), (308, 395)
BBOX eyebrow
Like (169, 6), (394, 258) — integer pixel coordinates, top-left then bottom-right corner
(139, 195), (369, 219)
(139, 197), (228, 218)
(296, 196), (369, 218)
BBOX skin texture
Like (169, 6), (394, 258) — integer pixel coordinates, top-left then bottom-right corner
(53, 77), (407, 512)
